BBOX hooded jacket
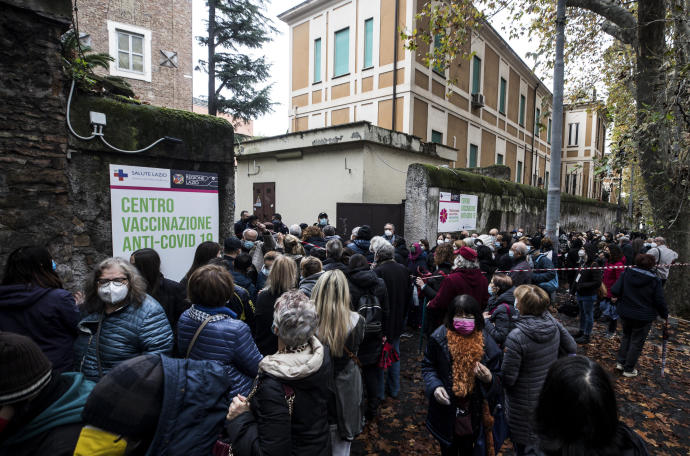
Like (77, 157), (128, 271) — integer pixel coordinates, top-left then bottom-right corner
(501, 312), (576, 445)
(531, 253), (558, 293)
(177, 305), (262, 397)
(298, 271), (325, 298)
(611, 268), (668, 322)
(225, 337), (332, 456)
(428, 268), (489, 315)
(346, 266), (389, 365)
(73, 295), (173, 382)
(485, 287), (518, 347)
(0, 372), (94, 456)
(0, 285), (79, 373)
(347, 240), (374, 262)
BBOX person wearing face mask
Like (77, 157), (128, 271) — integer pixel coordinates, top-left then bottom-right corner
(570, 245), (603, 345)
(382, 223), (397, 244)
(422, 294), (503, 455)
(73, 258), (173, 382)
(483, 273), (517, 348)
(317, 211), (329, 228)
(508, 242), (533, 287)
(0, 246), (80, 373)
(565, 238), (584, 291)
(242, 226), (278, 273)
(502, 285), (576, 455)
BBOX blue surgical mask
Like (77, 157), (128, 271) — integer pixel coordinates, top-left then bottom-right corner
(243, 240), (255, 250)
(494, 241), (501, 247)
(509, 250), (515, 258)
(51, 260), (57, 271)
(319, 218), (327, 225)
(488, 285), (494, 295)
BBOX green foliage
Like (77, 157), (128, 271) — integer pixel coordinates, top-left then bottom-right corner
(199, 0), (277, 123)
(61, 29), (131, 95)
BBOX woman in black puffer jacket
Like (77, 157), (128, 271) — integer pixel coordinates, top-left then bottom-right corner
(346, 254), (389, 419)
(225, 291), (331, 456)
(484, 273), (518, 348)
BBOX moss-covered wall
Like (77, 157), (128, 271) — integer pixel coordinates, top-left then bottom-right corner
(61, 94), (235, 288)
(405, 164), (621, 243)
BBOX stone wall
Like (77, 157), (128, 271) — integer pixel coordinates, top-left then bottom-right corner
(405, 163), (622, 242)
(0, 0), (234, 291)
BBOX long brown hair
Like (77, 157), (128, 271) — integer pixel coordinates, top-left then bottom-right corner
(267, 255), (297, 296)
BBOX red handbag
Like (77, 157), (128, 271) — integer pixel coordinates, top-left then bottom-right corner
(378, 341), (399, 369)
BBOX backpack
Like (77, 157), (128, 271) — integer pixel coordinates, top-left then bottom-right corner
(357, 293), (383, 335)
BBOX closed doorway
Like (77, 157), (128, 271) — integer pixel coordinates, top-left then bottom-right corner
(252, 182), (275, 222)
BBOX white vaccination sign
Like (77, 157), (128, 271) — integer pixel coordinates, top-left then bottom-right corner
(438, 192), (478, 232)
(109, 164), (219, 281)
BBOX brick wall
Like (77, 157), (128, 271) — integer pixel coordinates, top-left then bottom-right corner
(75, 0), (193, 111)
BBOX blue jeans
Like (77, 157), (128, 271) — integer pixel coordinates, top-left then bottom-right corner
(577, 294), (597, 336)
(376, 337), (400, 398)
(599, 298), (618, 320)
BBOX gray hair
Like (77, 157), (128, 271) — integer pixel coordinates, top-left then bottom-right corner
(512, 241), (528, 257)
(84, 257), (148, 314)
(289, 224), (303, 237)
(242, 229), (258, 241)
(653, 236), (665, 245)
(454, 255), (479, 269)
(323, 225), (336, 236)
(326, 238), (343, 259)
(369, 236), (388, 254)
(351, 226), (360, 237)
(462, 237), (476, 248)
(375, 243), (395, 262)
(273, 290), (319, 348)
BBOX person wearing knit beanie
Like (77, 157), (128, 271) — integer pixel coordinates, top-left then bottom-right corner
(0, 332), (95, 456)
(0, 332), (52, 406)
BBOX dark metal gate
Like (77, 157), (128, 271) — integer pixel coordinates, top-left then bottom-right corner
(336, 202), (405, 239)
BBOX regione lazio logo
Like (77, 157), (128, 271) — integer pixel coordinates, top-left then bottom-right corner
(113, 169), (128, 181)
(172, 173), (185, 185)
(439, 208), (448, 223)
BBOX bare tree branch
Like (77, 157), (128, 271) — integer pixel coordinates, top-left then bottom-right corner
(567, 0), (637, 42)
(601, 20), (636, 44)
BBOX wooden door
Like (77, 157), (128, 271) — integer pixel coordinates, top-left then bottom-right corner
(252, 182), (275, 222)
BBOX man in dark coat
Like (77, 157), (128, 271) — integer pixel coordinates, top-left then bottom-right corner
(374, 243), (411, 399)
(234, 211), (250, 237)
(322, 239), (348, 272)
(508, 242), (533, 287)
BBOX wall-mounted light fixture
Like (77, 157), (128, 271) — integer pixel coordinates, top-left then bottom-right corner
(65, 80), (183, 157)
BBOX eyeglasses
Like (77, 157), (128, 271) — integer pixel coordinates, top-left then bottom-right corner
(97, 277), (128, 286)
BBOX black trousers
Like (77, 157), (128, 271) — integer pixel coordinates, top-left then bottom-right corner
(440, 434), (474, 456)
(361, 363), (381, 418)
(616, 317), (653, 371)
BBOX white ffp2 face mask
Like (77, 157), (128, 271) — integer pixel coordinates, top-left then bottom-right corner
(98, 282), (129, 305)
(385, 230), (393, 237)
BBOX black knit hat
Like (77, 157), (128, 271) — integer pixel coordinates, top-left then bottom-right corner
(357, 225), (373, 241)
(0, 332), (52, 405)
(82, 355), (164, 439)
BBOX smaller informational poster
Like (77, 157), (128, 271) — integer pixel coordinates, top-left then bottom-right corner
(109, 164), (219, 281)
(438, 192), (478, 232)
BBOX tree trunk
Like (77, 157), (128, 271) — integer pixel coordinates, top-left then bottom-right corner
(635, 0), (689, 317)
(208, 0), (217, 116)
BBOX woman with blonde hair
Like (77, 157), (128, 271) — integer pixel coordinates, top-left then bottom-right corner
(283, 234), (306, 270)
(312, 270), (365, 455)
(254, 255), (297, 355)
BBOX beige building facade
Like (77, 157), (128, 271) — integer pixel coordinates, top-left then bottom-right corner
(279, 0), (555, 188)
(561, 101), (608, 199)
(75, 0), (193, 111)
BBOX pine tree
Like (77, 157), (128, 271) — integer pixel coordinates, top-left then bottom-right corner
(198, 0), (277, 121)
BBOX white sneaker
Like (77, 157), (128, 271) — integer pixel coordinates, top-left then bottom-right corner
(623, 369), (638, 378)
(615, 363), (624, 371)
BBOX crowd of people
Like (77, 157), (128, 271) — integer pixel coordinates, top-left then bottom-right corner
(0, 211), (678, 455)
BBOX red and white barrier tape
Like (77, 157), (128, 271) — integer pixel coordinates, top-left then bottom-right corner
(417, 263), (689, 281)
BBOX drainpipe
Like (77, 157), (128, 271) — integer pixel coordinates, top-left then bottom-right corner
(391, 0), (399, 131)
(530, 83), (538, 186)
